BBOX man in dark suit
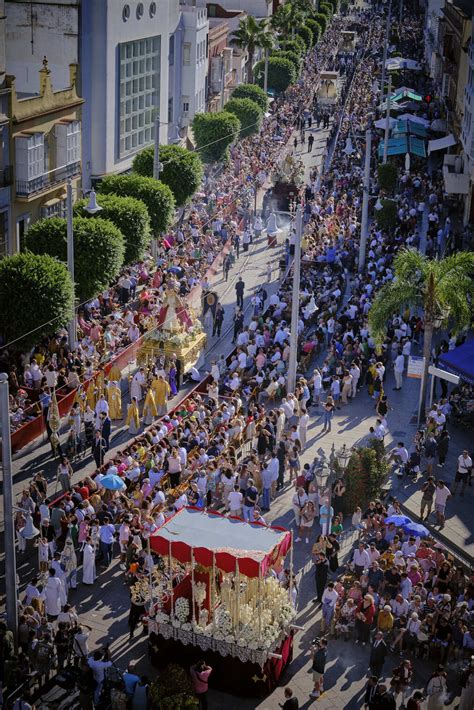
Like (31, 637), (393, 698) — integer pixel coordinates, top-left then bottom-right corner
(91, 430), (107, 468)
(369, 631), (388, 679)
(99, 412), (111, 451)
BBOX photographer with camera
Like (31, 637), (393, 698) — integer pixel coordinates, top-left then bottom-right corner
(309, 637), (327, 699)
(88, 644), (112, 705)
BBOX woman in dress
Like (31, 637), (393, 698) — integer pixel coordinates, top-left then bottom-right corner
(57, 457), (73, 492)
(82, 535), (96, 585)
(126, 396), (140, 435)
(296, 500), (316, 543)
(83, 404), (95, 447)
(61, 537), (78, 590)
(298, 408), (309, 449)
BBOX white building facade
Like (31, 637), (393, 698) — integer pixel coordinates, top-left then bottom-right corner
(460, 17), (474, 224)
(5, 0), (206, 186)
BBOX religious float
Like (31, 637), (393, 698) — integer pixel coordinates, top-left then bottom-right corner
(266, 153), (304, 213)
(137, 284), (207, 374)
(136, 508), (297, 696)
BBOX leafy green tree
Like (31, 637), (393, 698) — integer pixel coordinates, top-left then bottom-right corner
(297, 25), (314, 48)
(255, 56), (297, 93)
(272, 50), (300, 74)
(325, 0), (338, 12)
(25, 216), (125, 301)
(369, 249), (474, 414)
(231, 83), (268, 112)
(224, 97), (263, 138)
(305, 18), (322, 43)
(132, 144), (203, 206)
(192, 111), (241, 163)
(377, 163), (398, 193)
(74, 193), (150, 264)
(313, 12), (328, 33)
(98, 173), (175, 235)
(0, 252), (74, 348)
(280, 36), (306, 57)
(232, 16), (269, 83)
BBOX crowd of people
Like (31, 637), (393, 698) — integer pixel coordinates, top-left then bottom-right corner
(2, 4), (473, 710)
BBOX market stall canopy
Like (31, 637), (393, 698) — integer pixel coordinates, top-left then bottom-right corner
(386, 57), (422, 71)
(439, 340), (474, 385)
(398, 113), (430, 127)
(378, 135), (426, 158)
(374, 116), (398, 130)
(428, 134), (456, 154)
(393, 120), (429, 138)
(150, 507), (292, 577)
(430, 118), (448, 132)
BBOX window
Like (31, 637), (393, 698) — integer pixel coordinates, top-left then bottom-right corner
(183, 43), (191, 65)
(56, 120), (82, 167)
(149, 1), (156, 17)
(122, 4), (130, 21)
(136, 2), (144, 19)
(40, 199), (67, 219)
(16, 133), (44, 188)
(169, 36), (175, 66)
(118, 36), (161, 157)
(182, 98), (189, 114)
(168, 97), (173, 123)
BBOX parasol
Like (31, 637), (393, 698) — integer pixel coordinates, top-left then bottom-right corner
(384, 514), (411, 526)
(100, 474), (126, 491)
(402, 522), (430, 538)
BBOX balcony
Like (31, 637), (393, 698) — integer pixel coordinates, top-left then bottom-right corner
(0, 165), (13, 188)
(16, 161), (81, 198)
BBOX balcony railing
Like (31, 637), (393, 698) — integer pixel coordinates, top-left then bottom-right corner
(16, 161), (81, 197)
(0, 165), (13, 188)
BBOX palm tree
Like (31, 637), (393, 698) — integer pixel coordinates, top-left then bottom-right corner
(271, 3), (304, 36)
(232, 16), (269, 84)
(369, 249), (474, 418)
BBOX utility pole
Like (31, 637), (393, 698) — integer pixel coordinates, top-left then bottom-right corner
(383, 75), (392, 164)
(263, 48), (269, 97)
(380, 0), (392, 104)
(359, 130), (372, 272)
(0, 373), (18, 645)
(153, 115), (161, 181)
(287, 205), (302, 394)
(66, 179), (76, 351)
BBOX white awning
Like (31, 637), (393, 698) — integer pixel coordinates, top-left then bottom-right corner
(386, 58), (422, 71)
(374, 117), (397, 130)
(428, 134), (456, 154)
(398, 113), (430, 127)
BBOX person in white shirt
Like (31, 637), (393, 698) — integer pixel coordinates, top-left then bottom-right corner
(353, 543), (371, 577)
(228, 485), (243, 517)
(88, 649), (112, 703)
(374, 419), (386, 441)
(434, 480), (451, 527)
(391, 593), (409, 618)
(393, 352), (405, 390)
(321, 582), (339, 633)
(453, 451), (472, 496)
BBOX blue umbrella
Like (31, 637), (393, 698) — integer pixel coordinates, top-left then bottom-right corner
(402, 522), (430, 538)
(384, 515), (411, 526)
(100, 474), (126, 491)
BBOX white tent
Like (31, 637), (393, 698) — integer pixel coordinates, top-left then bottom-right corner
(374, 117), (398, 130)
(428, 134), (457, 154)
(397, 113), (430, 127)
(430, 118), (447, 132)
(386, 58), (422, 71)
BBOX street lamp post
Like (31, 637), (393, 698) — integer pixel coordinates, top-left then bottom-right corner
(263, 48), (269, 97)
(287, 205), (303, 394)
(359, 129), (372, 272)
(380, 0), (392, 104)
(66, 181), (103, 352)
(382, 75), (392, 165)
(0, 373), (18, 643)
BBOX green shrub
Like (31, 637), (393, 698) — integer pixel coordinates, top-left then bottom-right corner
(0, 252), (74, 349)
(192, 111), (241, 163)
(313, 12), (328, 33)
(232, 83), (268, 112)
(224, 97), (263, 138)
(297, 24), (314, 48)
(306, 18), (322, 43)
(280, 36), (306, 56)
(132, 144), (203, 207)
(377, 163), (398, 193)
(255, 56), (297, 93)
(375, 199), (398, 232)
(25, 217), (125, 301)
(320, 2), (333, 16)
(271, 50), (300, 74)
(98, 173), (175, 235)
(341, 441), (389, 511)
(74, 193), (150, 264)
(149, 664), (198, 709)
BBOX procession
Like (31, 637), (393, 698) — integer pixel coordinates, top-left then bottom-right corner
(0, 0), (474, 709)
